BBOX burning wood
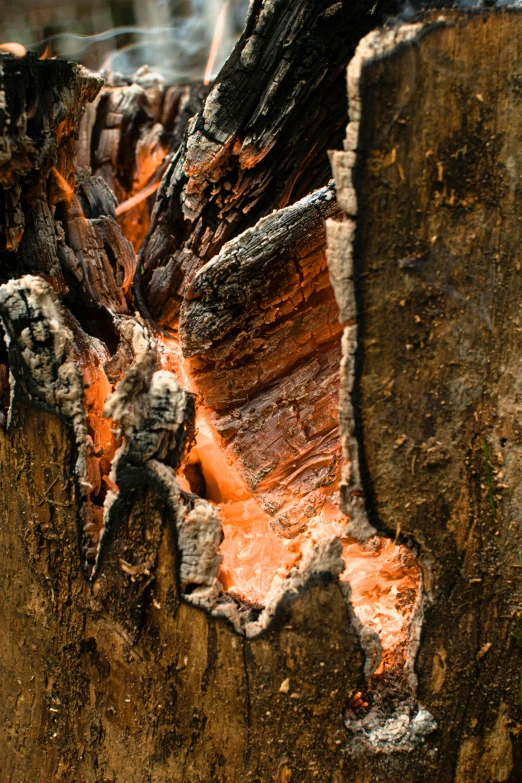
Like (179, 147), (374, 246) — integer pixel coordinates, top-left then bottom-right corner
(78, 69), (210, 250)
(0, 0), (422, 694)
(12, 4), (521, 780)
(156, 184), (421, 679)
(0, 5), (422, 683)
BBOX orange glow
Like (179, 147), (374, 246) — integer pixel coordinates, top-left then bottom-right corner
(0, 42), (26, 58)
(78, 355), (116, 497)
(159, 333), (421, 670)
(39, 43), (52, 60)
(115, 176), (161, 216)
(186, 418), (300, 604)
(341, 537), (419, 666)
(51, 167), (75, 201)
(69, 341), (118, 560)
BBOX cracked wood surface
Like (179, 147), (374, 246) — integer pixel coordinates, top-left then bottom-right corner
(180, 184), (344, 534)
(0, 53), (135, 311)
(137, 0), (395, 329)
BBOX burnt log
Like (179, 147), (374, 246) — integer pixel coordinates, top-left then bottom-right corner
(79, 69), (210, 251)
(0, 38), (367, 783)
(1, 5), (522, 783)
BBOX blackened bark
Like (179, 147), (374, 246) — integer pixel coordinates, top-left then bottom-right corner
(137, 0), (398, 329)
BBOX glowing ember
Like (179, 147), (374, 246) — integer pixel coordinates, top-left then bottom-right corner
(341, 538), (419, 667)
(115, 176), (162, 216)
(0, 42), (26, 58)
(186, 419), (300, 604)
(39, 43), (52, 60)
(159, 334), (421, 671)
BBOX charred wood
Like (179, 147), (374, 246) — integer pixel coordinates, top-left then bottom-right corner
(137, 0), (397, 329)
(79, 70), (210, 251)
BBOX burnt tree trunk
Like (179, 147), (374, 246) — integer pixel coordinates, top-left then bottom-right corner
(1, 5), (522, 783)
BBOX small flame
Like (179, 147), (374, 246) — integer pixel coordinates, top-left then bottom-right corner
(51, 167), (75, 201)
(203, 0), (231, 86)
(39, 43), (52, 60)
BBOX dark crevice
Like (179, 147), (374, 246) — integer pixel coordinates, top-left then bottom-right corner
(72, 304), (121, 356)
(0, 321), (10, 427)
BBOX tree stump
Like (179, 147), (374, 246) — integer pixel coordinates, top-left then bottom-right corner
(1, 5), (522, 783)
(327, 10), (522, 779)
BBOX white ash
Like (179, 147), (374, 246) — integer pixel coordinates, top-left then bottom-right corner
(176, 498), (224, 603)
(103, 316), (159, 444)
(338, 322), (376, 541)
(100, 319), (193, 553)
(325, 218), (356, 324)
(104, 352), (193, 466)
(240, 537), (346, 638)
(146, 459), (225, 610)
(345, 700), (437, 754)
(102, 335), (222, 601)
(0, 276), (73, 394)
(0, 275), (91, 492)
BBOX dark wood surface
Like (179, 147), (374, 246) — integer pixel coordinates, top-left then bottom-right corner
(137, 0), (396, 329)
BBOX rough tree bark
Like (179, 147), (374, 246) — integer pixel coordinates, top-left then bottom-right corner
(327, 11), (522, 779)
(1, 5), (522, 783)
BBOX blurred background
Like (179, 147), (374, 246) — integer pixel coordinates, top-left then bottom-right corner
(0, 0), (249, 82)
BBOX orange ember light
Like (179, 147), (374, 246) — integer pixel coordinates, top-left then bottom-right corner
(51, 167), (75, 201)
(159, 333), (421, 673)
(0, 42), (26, 58)
(115, 176), (161, 216)
(39, 43), (52, 60)
(84, 147), (420, 673)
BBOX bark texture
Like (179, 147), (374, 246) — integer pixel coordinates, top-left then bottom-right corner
(0, 399), (363, 783)
(328, 11), (522, 780)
